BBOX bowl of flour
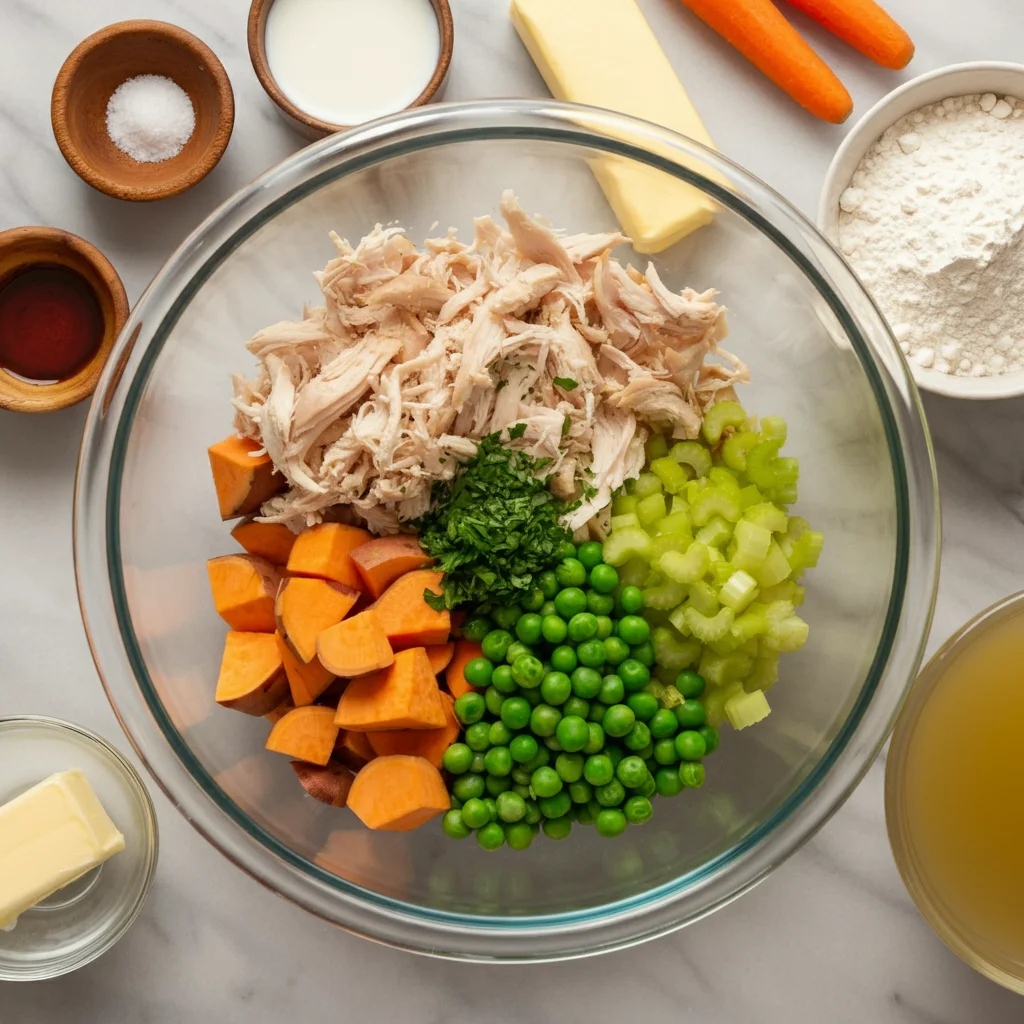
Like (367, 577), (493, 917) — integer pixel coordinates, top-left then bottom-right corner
(819, 62), (1024, 399)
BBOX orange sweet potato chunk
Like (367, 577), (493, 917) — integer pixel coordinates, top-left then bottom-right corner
(276, 576), (359, 663)
(291, 760), (355, 807)
(230, 519), (297, 566)
(334, 729), (376, 770)
(373, 570), (450, 648)
(275, 632), (335, 707)
(266, 706), (339, 766)
(334, 647), (446, 731)
(317, 609), (394, 678)
(368, 693), (459, 768)
(265, 699), (296, 725)
(208, 435), (284, 520)
(215, 631), (289, 716)
(287, 523), (371, 590)
(348, 755), (450, 831)
(424, 642), (455, 674)
(350, 535), (433, 598)
(207, 554), (279, 633)
(445, 640), (483, 699)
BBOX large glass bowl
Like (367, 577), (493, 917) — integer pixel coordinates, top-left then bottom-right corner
(74, 100), (939, 961)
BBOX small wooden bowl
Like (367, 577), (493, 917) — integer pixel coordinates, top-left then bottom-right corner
(51, 20), (234, 202)
(0, 227), (129, 413)
(248, 0), (453, 139)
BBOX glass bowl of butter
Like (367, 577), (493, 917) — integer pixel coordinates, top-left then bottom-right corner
(0, 717), (158, 981)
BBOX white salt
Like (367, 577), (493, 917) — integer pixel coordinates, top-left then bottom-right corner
(105, 75), (195, 163)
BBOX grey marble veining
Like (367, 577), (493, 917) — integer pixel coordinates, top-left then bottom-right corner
(1, 0), (1023, 1018)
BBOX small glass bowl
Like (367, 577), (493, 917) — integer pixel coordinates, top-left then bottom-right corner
(0, 717), (158, 981)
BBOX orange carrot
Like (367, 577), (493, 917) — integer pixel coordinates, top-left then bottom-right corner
(676, 0), (853, 123)
(783, 0), (913, 70)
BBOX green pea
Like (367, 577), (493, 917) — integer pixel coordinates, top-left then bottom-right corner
(637, 742), (654, 760)
(442, 809), (471, 839)
(486, 773), (511, 796)
(522, 746), (550, 772)
(602, 636), (630, 666)
(596, 808), (627, 838)
(576, 541), (604, 570)
(481, 629), (514, 663)
(555, 540), (578, 561)
(576, 799), (601, 826)
(541, 614), (568, 644)
(555, 716), (589, 753)
(483, 686), (506, 717)
(511, 654), (544, 688)
(496, 790), (527, 822)
(544, 735), (563, 752)
(513, 783), (532, 800)
(537, 569), (560, 599)
(595, 615), (614, 639)
(599, 674), (625, 705)
(540, 671), (572, 705)
(476, 822), (505, 850)
(461, 617), (493, 643)
(586, 590), (615, 616)
(675, 730), (707, 762)
(464, 722), (491, 751)
(577, 639), (606, 669)
(624, 795), (653, 825)
(596, 779), (626, 806)
(617, 615), (650, 645)
(653, 738), (680, 765)
(442, 742), (473, 774)
(490, 664), (517, 694)
(556, 557), (588, 588)
(461, 797), (490, 829)
(698, 725), (720, 754)
(624, 721), (652, 752)
(496, 697), (527, 732)
(510, 732), (538, 763)
(550, 644), (578, 674)
(568, 779), (593, 804)
(679, 762), (706, 788)
(554, 751), (585, 784)
(675, 670), (706, 699)
(627, 693), (659, 722)
(562, 695), (590, 719)
(504, 820), (534, 850)
(521, 587), (546, 613)
(520, 686), (542, 706)
(483, 797), (498, 821)
(615, 755), (647, 789)
(492, 604), (523, 631)
(523, 798), (542, 825)
(567, 612), (599, 642)
(531, 766), (562, 798)
(618, 659), (650, 693)
(463, 657), (494, 688)
(543, 815), (573, 840)
(530, 704), (561, 737)
(606, 744), (625, 768)
(570, 665), (602, 699)
(583, 753), (614, 786)
(603, 704), (636, 738)
(515, 613), (543, 644)
(454, 691), (486, 725)
(483, 746), (512, 777)
(618, 585), (644, 614)
(650, 708), (679, 739)
(504, 640), (533, 666)
(583, 721), (605, 754)
(511, 767), (533, 786)
(450, 793), (463, 810)
(539, 601), (558, 617)
(638, 773), (657, 798)
(539, 791), (572, 820)
(554, 587), (587, 619)
(589, 562), (619, 594)
(470, 752), (487, 774)
(655, 767), (684, 797)
(630, 640), (655, 667)
(675, 699), (707, 729)
(488, 721), (512, 747)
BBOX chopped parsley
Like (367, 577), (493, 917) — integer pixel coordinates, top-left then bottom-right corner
(561, 414), (572, 437)
(508, 422), (527, 440)
(553, 377), (579, 391)
(413, 434), (577, 610)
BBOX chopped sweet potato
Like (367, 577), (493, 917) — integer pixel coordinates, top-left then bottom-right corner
(291, 760), (355, 807)
(230, 518), (297, 565)
(350, 535), (433, 598)
(334, 729), (376, 770)
(334, 647), (446, 731)
(266, 705), (339, 766)
(207, 554), (279, 633)
(208, 435), (284, 520)
(265, 699), (296, 725)
(373, 570), (450, 648)
(287, 523), (371, 590)
(368, 693), (459, 768)
(275, 632), (335, 707)
(276, 576), (359, 663)
(445, 640), (483, 699)
(215, 631), (289, 716)
(317, 609), (394, 678)
(424, 642), (455, 674)
(347, 755), (450, 831)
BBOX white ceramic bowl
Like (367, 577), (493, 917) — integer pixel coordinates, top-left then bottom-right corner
(818, 61), (1024, 400)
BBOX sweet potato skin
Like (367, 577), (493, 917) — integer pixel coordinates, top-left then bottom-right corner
(287, 523), (372, 590)
(215, 631), (289, 716)
(367, 693), (459, 767)
(317, 609), (394, 678)
(266, 706), (339, 766)
(231, 519), (297, 565)
(207, 554), (279, 633)
(208, 435), (284, 520)
(351, 535), (433, 598)
(334, 647), (446, 731)
(347, 755), (450, 831)
(334, 729), (376, 770)
(373, 570), (451, 648)
(291, 760), (355, 807)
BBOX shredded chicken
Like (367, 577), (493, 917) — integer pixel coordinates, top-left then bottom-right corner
(232, 191), (740, 533)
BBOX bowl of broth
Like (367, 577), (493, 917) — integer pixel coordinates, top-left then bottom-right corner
(887, 590), (1024, 993)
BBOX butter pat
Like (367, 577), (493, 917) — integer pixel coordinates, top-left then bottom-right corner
(511, 0), (717, 253)
(0, 770), (125, 929)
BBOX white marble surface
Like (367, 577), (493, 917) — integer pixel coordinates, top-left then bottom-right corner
(1, 0), (1023, 1016)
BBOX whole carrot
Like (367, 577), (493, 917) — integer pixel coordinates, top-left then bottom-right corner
(676, 0), (853, 124)
(784, 0), (914, 70)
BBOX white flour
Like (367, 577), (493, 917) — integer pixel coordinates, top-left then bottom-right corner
(837, 93), (1024, 377)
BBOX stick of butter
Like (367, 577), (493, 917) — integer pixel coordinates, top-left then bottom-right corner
(510, 0), (718, 253)
(0, 769), (125, 929)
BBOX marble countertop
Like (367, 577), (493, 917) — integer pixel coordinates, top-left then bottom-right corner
(2, 0), (1023, 1018)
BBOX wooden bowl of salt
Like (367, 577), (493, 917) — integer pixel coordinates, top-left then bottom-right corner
(51, 20), (234, 202)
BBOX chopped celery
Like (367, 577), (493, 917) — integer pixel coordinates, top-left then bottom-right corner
(649, 534), (693, 560)
(708, 556), (735, 589)
(650, 456), (689, 495)
(666, 494), (690, 514)
(695, 515), (733, 549)
(633, 472), (664, 499)
(643, 577), (688, 611)
(731, 603), (769, 643)
(646, 678), (686, 709)
(754, 539), (792, 588)
(699, 648), (754, 686)
(788, 531), (824, 575)
(708, 467), (742, 495)
(654, 509), (692, 537)
(745, 654), (780, 692)
(719, 570), (759, 612)
(731, 519), (772, 573)
(618, 556), (651, 589)
(669, 440), (712, 478)
(684, 478), (706, 504)
(660, 542), (710, 585)
(680, 606), (735, 643)
(703, 682), (743, 729)
(779, 516), (810, 551)
(759, 580), (805, 607)
(774, 483), (799, 505)
(636, 492), (667, 527)
(691, 486), (742, 527)
(688, 580), (720, 617)
(746, 440), (783, 493)
(737, 484), (762, 510)
(610, 512), (641, 531)
(611, 493), (638, 516)
(701, 401), (748, 445)
(742, 502), (789, 533)
(707, 631), (743, 656)
(652, 626), (701, 670)
(721, 430), (760, 472)
(765, 614), (810, 652)
(725, 689), (771, 730)
(603, 526), (653, 566)
(645, 434), (669, 462)
(759, 416), (788, 443)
